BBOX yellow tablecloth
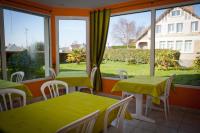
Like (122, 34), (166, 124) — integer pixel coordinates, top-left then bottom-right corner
(0, 79), (32, 98)
(112, 76), (168, 104)
(0, 92), (118, 133)
(56, 71), (93, 88)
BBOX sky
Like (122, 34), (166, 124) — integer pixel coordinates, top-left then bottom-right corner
(3, 4), (200, 48)
(4, 9), (44, 48)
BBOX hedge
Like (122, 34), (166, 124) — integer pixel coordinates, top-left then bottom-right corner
(103, 48), (180, 69)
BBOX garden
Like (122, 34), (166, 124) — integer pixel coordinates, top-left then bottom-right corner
(60, 47), (200, 86)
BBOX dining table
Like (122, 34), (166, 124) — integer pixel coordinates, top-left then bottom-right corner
(0, 92), (119, 133)
(112, 75), (168, 123)
(0, 79), (32, 98)
(55, 71), (93, 88)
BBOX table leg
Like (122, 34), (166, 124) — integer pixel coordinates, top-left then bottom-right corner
(131, 93), (155, 123)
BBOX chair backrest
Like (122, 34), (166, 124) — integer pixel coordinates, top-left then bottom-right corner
(10, 71), (24, 82)
(164, 74), (175, 97)
(40, 80), (69, 100)
(0, 88), (26, 111)
(56, 110), (99, 133)
(104, 95), (133, 133)
(49, 68), (56, 79)
(90, 67), (98, 86)
(117, 69), (128, 80)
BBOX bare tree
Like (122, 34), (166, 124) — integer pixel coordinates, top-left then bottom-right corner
(112, 18), (136, 48)
(112, 18), (145, 48)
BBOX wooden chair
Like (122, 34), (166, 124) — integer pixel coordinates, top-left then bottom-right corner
(56, 110), (99, 133)
(78, 67), (98, 94)
(145, 74), (175, 120)
(104, 95), (133, 133)
(40, 80), (69, 100)
(0, 88), (26, 111)
(10, 71), (24, 82)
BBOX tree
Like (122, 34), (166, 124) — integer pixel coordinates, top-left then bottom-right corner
(112, 18), (145, 48)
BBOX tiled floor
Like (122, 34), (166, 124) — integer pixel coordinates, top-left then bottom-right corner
(122, 99), (200, 133)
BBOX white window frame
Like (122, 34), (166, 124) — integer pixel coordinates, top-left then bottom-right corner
(171, 10), (181, 17)
(155, 25), (161, 33)
(159, 41), (166, 49)
(0, 7), (51, 81)
(184, 40), (193, 53)
(175, 40), (183, 52)
(191, 21), (198, 32)
(168, 23), (174, 33)
(55, 16), (89, 74)
(176, 23), (183, 33)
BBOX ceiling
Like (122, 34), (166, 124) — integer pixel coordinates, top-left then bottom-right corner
(28, 0), (133, 8)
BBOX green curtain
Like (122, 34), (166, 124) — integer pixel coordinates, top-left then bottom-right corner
(90, 9), (111, 91)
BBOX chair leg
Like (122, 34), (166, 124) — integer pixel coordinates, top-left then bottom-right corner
(0, 103), (2, 112)
(164, 100), (168, 120)
(90, 89), (93, 94)
(167, 99), (170, 113)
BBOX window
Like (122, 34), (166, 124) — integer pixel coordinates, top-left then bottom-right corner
(155, 4), (200, 86)
(156, 25), (161, 33)
(171, 10), (181, 16)
(1, 9), (50, 80)
(176, 23), (183, 32)
(175, 41), (183, 51)
(168, 24), (174, 33)
(191, 21), (198, 32)
(184, 40), (192, 53)
(167, 41), (174, 49)
(57, 18), (88, 73)
(159, 41), (166, 49)
(102, 11), (151, 77)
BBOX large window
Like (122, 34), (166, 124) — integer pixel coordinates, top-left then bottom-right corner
(101, 3), (200, 86)
(155, 4), (200, 86)
(0, 9), (50, 81)
(102, 11), (151, 77)
(57, 18), (88, 73)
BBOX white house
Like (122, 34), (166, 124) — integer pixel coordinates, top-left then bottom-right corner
(136, 6), (200, 67)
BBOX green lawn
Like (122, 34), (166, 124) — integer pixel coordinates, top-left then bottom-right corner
(60, 61), (200, 86)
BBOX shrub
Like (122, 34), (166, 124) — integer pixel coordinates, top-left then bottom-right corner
(155, 49), (180, 70)
(66, 48), (86, 64)
(103, 48), (180, 70)
(193, 55), (200, 69)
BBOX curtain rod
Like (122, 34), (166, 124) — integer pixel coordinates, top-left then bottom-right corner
(4, 0), (52, 13)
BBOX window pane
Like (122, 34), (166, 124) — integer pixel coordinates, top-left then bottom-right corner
(177, 23), (183, 32)
(4, 9), (49, 80)
(155, 4), (200, 86)
(58, 20), (87, 72)
(102, 11), (151, 77)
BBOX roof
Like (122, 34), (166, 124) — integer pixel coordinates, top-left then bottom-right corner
(136, 7), (200, 41)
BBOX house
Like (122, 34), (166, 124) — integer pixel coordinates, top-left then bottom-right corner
(136, 6), (200, 67)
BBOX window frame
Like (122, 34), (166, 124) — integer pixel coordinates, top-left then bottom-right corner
(168, 23), (175, 33)
(155, 25), (161, 33)
(107, 1), (200, 87)
(191, 21), (198, 32)
(176, 23), (183, 33)
(0, 7), (51, 81)
(55, 16), (89, 74)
